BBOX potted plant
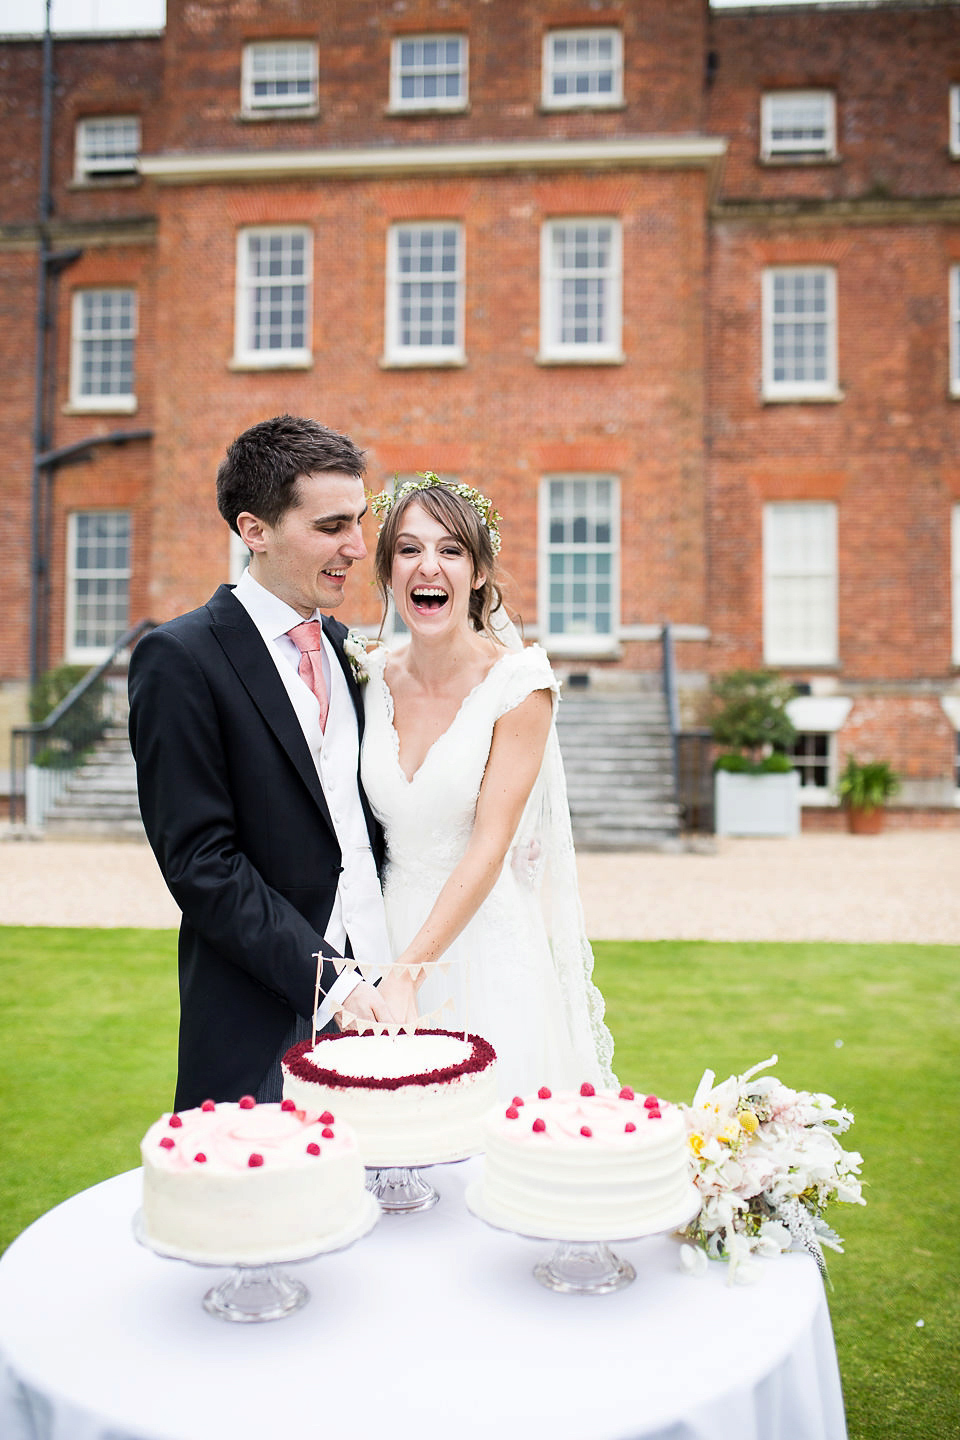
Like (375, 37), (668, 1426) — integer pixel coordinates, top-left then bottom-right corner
(708, 669), (800, 837)
(836, 755), (900, 835)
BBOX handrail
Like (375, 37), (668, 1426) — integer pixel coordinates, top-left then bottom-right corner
(9, 617), (157, 825)
(660, 622), (680, 807)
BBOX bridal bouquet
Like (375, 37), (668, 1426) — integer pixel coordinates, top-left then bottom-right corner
(679, 1055), (865, 1282)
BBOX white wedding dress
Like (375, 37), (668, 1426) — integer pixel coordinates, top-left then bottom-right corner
(360, 642), (616, 1098)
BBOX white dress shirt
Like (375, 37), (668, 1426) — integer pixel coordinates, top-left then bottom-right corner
(233, 569), (390, 1024)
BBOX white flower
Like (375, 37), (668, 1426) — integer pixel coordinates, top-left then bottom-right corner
(343, 631), (370, 684)
(680, 1056), (865, 1277)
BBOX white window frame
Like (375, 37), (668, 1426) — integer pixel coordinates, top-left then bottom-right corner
(785, 696), (853, 806)
(542, 28), (623, 110)
(389, 35), (468, 112)
(763, 502), (838, 667)
(538, 475), (620, 657)
(950, 85), (960, 159)
(762, 266), (839, 401)
(69, 288), (137, 412)
(953, 504), (960, 666)
(539, 218), (623, 363)
(233, 227), (312, 369)
(66, 511), (131, 664)
(950, 266), (960, 399)
(241, 41), (318, 116)
(74, 116), (140, 182)
(760, 91), (836, 162)
(384, 222), (465, 366)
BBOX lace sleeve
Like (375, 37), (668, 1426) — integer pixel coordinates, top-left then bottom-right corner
(492, 646), (559, 724)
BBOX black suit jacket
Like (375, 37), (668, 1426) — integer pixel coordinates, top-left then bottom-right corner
(128, 584), (384, 1110)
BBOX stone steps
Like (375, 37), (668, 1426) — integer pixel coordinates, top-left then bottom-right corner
(555, 689), (680, 851)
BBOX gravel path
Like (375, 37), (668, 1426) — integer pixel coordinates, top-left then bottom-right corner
(1, 830), (957, 944)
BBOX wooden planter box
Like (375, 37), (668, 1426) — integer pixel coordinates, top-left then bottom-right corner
(714, 769), (801, 838)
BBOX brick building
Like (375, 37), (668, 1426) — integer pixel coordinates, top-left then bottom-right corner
(1, 0), (958, 821)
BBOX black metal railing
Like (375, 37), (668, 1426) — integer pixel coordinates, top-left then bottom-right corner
(660, 623), (714, 833)
(660, 623), (680, 802)
(10, 619), (156, 826)
(675, 729), (715, 834)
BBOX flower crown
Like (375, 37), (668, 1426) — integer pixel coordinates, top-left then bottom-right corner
(370, 472), (502, 556)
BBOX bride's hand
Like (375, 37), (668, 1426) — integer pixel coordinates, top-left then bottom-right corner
(375, 966), (421, 1030)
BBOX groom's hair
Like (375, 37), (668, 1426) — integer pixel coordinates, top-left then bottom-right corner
(216, 414), (367, 533)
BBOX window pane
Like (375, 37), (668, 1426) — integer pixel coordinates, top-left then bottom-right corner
(75, 290), (136, 397)
(241, 231), (310, 354)
(546, 28), (622, 105)
(764, 503), (836, 663)
(246, 43), (316, 107)
(390, 224), (462, 353)
(393, 35), (465, 107)
(543, 478), (617, 638)
(71, 512), (130, 652)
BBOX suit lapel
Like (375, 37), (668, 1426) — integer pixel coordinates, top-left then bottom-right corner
(207, 587), (336, 836)
(323, 615), (383, 863)
(323, 616), (366, 738)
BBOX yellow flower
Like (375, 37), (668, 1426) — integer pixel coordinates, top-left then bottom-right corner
(739, 1110), (760, 1134)
(689, 1134), (705, 1156)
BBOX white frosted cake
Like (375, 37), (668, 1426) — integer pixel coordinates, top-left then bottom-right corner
(282, 1029), (498, 1167)
(139, 1097), (373, 1264)
(469, 1083), (699, 1241)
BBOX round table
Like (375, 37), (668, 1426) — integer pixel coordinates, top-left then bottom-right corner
(0, 1159), (847, 1440)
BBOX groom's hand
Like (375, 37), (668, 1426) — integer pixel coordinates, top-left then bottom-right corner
(335, 980), (395, 1031)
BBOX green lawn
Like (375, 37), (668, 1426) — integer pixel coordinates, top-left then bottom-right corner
(1, 928), (957, 1440)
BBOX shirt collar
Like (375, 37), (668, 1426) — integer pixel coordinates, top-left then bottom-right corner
(234, 568), (325, 643)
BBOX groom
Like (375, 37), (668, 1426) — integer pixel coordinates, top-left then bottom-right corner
(129, 415), (395, 1111)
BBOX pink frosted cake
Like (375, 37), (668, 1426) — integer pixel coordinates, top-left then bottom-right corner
(469, 1083), (699, 1241)
(139, 1097), (371, 1264)
(282, 1029), (498, 1167)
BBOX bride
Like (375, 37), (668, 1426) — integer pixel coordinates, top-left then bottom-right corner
(358, 474), (615, 1096)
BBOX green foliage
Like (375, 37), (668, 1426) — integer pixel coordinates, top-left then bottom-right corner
(27, 663), (106, 768)
(836, 756), (900, 813)
(707, 669), (797, 760)
(713, 749), (795, 775)
(29, 664), (91, 722)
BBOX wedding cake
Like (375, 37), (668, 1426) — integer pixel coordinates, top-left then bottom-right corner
(140, 1097), (372, 1264)
(469, 1084), (698, 1240)
(282, 1029), (498, 1167)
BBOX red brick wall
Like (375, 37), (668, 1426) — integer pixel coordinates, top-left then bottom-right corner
(146, 165), (711, 643)
(161, 0), (705, 152)
(707, 5), (960, 204)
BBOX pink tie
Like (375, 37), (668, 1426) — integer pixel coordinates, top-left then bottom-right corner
(287, 620), (329, 731)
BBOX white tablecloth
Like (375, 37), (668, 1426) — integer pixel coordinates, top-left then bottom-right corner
(0, 1160), (847, 1440)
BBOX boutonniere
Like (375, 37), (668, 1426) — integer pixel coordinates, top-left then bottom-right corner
(343, 630), (371, 684)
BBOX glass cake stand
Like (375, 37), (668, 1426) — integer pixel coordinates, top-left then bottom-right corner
(366, 1166), (439, 1213)
(464, 1184), (702, 1295)
(133, 1191), (380, 1322)
(366, 1149), (477, 1214)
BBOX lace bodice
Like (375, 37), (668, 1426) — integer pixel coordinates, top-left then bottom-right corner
(361, 644), (558, 887)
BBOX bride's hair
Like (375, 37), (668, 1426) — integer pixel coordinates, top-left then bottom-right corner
(375, 484), (504, 635)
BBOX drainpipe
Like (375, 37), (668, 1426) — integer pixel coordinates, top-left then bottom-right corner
(29, 0), (84, 688)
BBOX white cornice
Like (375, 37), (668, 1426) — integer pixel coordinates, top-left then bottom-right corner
(139, 136), (727, 184)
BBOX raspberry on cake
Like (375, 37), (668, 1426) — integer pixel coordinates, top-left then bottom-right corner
(471, 1084), (699, 1241)
(139, 1098), (369, 1264)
